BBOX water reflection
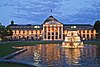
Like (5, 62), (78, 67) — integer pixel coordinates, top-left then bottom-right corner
(96, 46), (100, 64)
(12, 44), (100, 67)
(65, 49), (80, 65)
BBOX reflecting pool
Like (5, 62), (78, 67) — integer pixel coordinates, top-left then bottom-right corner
(11, 44), (100, 67)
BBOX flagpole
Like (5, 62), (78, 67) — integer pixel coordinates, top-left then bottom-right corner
(51, 9), (52, 16)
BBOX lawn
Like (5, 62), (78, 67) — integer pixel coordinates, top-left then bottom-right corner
(83, 41), (100, 45)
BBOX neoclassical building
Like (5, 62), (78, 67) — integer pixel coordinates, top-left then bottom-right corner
(8, 16), (97, 41)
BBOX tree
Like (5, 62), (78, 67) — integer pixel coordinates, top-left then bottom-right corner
(94, 20), (100, 32)
(94, 20), (100, 39)
(6, 26), (13, 39)
(0, 23), (13, 41)
(0, 23), (2, 39)
(0, 23), (6, 40)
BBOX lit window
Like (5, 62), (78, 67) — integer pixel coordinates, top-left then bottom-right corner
(34, 26), (40, 28)
(71, 26), (76, 28)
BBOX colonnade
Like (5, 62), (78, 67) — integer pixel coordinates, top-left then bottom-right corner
(43, 24), (63, 40)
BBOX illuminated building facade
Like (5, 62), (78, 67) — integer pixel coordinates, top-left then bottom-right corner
(8, 16), (97, 41)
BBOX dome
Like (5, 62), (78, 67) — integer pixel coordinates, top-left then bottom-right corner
(43, 15), (62, 24)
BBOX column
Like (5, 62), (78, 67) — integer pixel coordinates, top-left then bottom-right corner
(61, 25), (63, 40)
(93, 30), (96, 39)
(43, 25), (45, 40)
(54, 26), (56, 40)
(58, 26), (60, 40)
(46, 26), (48, 40)
(85, 30), (87, 40)
(89, 30), (91, 40)
(81, 30), (83, 38)
(88, 30), (91, 40)
(50, 26), (52, 40)
(88, 32), (91, 40)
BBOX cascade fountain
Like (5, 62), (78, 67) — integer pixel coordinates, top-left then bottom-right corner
(62, 31), (84, 48)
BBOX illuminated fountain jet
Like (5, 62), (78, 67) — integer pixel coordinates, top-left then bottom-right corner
(62, 31), (83, 48)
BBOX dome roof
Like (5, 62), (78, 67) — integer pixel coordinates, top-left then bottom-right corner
(43, 15), (62, 24)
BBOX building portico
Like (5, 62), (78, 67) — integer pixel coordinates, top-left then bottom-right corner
(43, 16), (63, 40)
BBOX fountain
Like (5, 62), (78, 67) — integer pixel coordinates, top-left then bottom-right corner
(62, 31), (84, 48)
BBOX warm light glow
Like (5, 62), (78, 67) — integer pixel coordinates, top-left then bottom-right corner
(65, 49), (80, 64)
(54, 25), (56, 26)
(37, 30), (40, 34)
(71, 26), (76, 28)
(34, 26), (40, 28)
(62, 31), (84, 48)
(33, 30), (36, 34)
(50, 25), (52, 26)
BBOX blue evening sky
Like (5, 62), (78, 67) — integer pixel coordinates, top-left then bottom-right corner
(0, 0), (100, 26)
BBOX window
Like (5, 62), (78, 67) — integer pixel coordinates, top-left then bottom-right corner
(59, 35), (61, 38)
(52, 32), (54, 35)
(48, 32), (50, 35)
(19, 36), (20, 39)
(91, 30), (93, 33)
(87, 30), (89, 33)
(23, 31), (25, 33)
(34, 26), (40, 28)
(87, 35), (89, 40)
(48, 36), (50, 39)
(83, 34), (85, 37)
(83, 30), (85, 33)
(31, 31), (33, 33)
(19, 30), (21, 33)
(71, 26), (76, 28)
(44, 35), (46, 39)
(15, 31), (16, 34)
(56, 32), (58, 35)
(35, 35), (37, 37)
(56, 36), (58, 39)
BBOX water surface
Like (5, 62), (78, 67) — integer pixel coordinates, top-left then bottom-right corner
(11, 44), (100, 67)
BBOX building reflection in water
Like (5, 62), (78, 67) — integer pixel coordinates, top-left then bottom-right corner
(12, 44), (99, 67)
(65, 49), (81, 65)
(96, 46), (100, 64)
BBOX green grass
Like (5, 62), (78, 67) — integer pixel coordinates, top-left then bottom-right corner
(0, 45), (18, 57)
(83, 41), (100, 45)
(0, 62), (29, 67)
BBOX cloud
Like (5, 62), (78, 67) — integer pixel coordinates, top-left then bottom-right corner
(60, 1), (100, 24)
(8, 0), (64, 23)
(0, 0), (100, 25)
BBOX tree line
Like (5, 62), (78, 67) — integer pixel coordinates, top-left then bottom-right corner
(94, 20), (100, 39)
(0, 23), (13, 41)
